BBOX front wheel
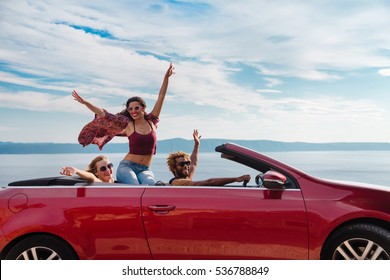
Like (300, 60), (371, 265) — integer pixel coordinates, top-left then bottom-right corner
(321, 223), (390, 260)
(4, 234), (78, 260)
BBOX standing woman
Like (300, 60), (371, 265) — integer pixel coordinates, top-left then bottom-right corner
(72, 63), (174, 185)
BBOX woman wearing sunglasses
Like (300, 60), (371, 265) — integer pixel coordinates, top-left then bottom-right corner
(71, 63), (174, 185)
(60, 155), (115, 183)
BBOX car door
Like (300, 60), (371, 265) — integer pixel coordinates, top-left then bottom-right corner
(142, 186), (308, 259)
(67, 186), (151, 259)
(1, 186), (151, 260)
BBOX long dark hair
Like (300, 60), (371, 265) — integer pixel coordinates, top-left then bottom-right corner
(118, 96), (147, 120)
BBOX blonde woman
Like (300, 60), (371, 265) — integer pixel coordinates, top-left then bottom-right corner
(61, 155), (115, 183)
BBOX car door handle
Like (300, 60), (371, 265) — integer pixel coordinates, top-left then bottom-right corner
(147, 205), (176, 213)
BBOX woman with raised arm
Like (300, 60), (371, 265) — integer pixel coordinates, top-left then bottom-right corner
(72, 63), (174, 185)
(61, 155), (115, 183)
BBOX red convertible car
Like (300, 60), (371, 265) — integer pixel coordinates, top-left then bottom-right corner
(1, 143), (389, 260)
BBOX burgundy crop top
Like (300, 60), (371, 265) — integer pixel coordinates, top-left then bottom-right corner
(127, 114), (159, 155)
(128, 120), (157, 155)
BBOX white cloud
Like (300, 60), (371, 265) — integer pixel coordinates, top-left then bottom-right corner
(263, 78), (282, 88)
(1, 1), (390, 143)
(0, 126), (17, 132)
(2, 0), (390, 84)
(379, 68), (390, 76)
(256, 89), (282, 94)
(158, 96), (387, 143)
(0, 91), (74, 112)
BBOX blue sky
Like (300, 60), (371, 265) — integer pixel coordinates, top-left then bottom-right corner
(1, 0), (390, 144)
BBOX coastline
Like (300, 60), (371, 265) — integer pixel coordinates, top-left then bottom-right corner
(1, 139), (390, 154)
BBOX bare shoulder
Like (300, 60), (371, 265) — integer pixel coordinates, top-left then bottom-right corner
(125, 121), (134, 134)
(172, 178), (194, 186)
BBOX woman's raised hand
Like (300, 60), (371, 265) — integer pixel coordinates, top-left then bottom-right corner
(72, 90), (86, 105)
(71, 90), (105, 116)
(60, 166), (77, 176)
(165, 63), (174, 78)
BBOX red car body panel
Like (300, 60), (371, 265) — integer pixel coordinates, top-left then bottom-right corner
(0, 187), (151, 259)
(296, 175), (390, 258)
(142, 187), (308, 259)
(1, 143), (389, 260)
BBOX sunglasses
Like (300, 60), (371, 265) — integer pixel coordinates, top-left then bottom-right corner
(177, 161), (191, 167)
(99, 163), (114, 172)
(128, 106), (143, 112)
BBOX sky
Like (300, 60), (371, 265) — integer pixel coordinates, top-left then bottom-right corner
(1, 0), (390, 144)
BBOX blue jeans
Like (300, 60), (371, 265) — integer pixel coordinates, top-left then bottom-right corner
(116, 160), (155, 185)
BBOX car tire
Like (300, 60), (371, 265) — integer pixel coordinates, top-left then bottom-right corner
(321, 223), (390, 260)
(4, 234), (78, 260)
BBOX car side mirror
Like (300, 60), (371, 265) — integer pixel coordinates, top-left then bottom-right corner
(263, 170), (287, 189)
(255, 173), (264, 187)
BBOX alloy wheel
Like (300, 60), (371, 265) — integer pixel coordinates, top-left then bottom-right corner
(332, 238), (390, 260)
(16, 246), (62, 260)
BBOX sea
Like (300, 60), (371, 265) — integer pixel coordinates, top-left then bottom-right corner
(0, 151), (389, 187)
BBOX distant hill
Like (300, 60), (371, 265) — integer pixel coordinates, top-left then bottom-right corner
(1, 139), (390, 154)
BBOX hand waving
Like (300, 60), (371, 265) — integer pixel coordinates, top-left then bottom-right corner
(72, 90), (87, 105)
(193, 129), (201, 146)
(165, 63), (175, 78)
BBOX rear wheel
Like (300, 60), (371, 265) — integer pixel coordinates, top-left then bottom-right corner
(5, 234), (78, 260)
(322, 223), (390, 260)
